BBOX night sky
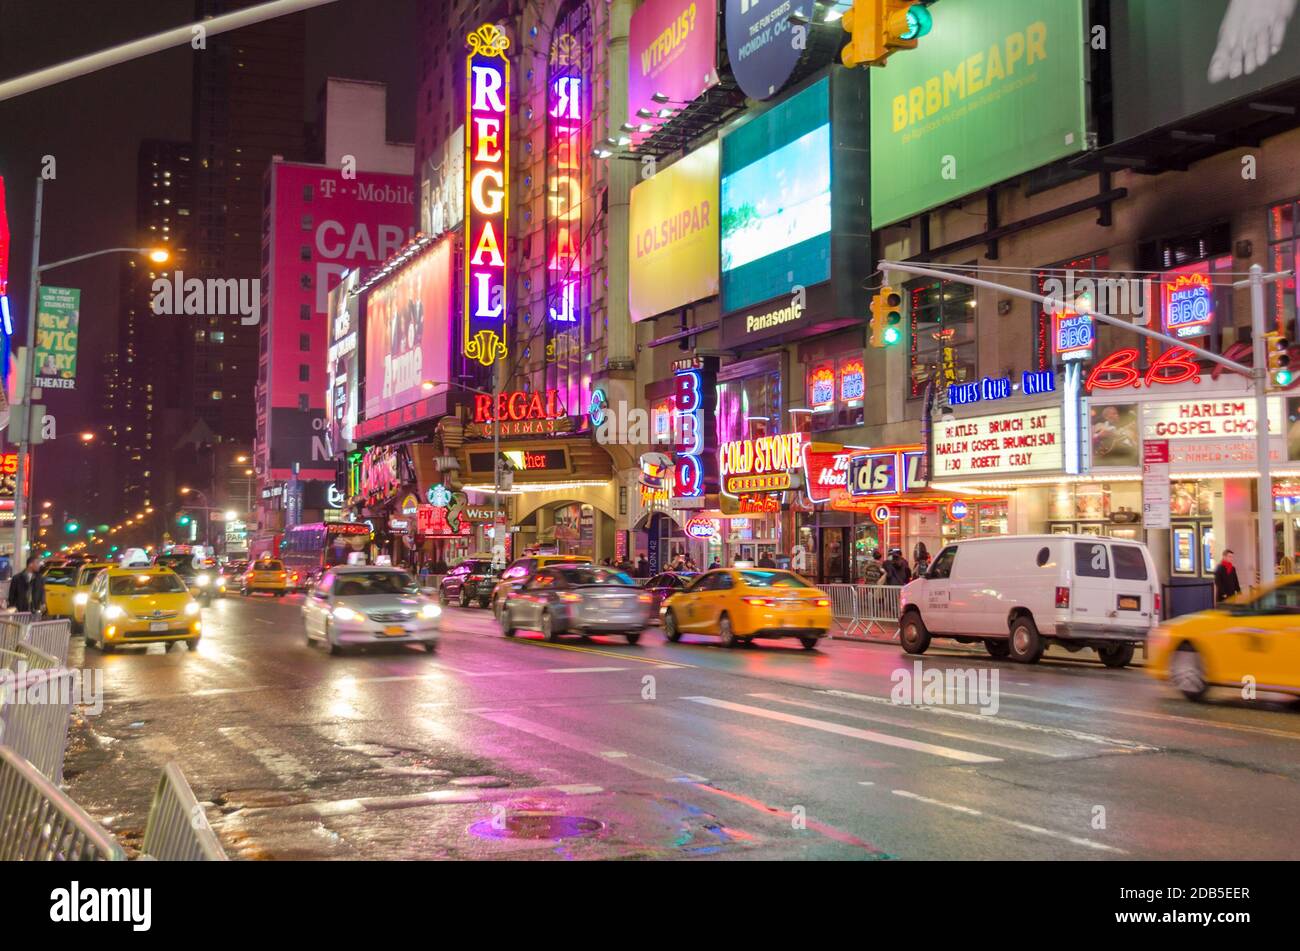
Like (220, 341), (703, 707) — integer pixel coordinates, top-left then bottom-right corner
(0, 0), (417, 524)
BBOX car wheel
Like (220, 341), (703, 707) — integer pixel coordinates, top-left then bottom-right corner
(459, 590), (470, 608)
(423, 642), (437, 653)
(1008, 616), (1044, 664)
(900, 611), (930, 655)
(439, 589), (449, 607)
(799, 635), (819, 650)
(984, 639), (1011, 659)
(186, 638), (200, 651)
(478, 597), (490, 609)
(717, 613), (737, 649)
(1097, 642), (1135, 669)
(541, 609), (562, 642)
(663, 611), (681, 642)
(501, 606), (517, 637)
(625, 630), (642, 645)
(1169, 643), (1208, 701)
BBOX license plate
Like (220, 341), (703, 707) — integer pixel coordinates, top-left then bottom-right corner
(1117, 595), (1141, 611)
(383, 625), (407, 636)
(149, 621), (168, 632)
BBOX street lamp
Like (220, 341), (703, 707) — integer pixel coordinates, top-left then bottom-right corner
(11, 173), (175, 564)
(422, 374), (506, 566)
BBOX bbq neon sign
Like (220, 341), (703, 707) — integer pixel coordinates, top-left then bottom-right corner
(1163, 270), (1214, 339)
(463, 24), (510, 368)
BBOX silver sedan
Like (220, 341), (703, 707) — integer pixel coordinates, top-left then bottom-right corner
(301, 566), (441, 655)
(499, 565), (653, 644)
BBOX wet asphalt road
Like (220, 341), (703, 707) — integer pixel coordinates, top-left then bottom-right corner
(61, 591), (1300, 860)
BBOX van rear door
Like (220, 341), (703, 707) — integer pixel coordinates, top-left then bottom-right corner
(1109, 543), (1157, 634)
(1069, 540), (1113, 633)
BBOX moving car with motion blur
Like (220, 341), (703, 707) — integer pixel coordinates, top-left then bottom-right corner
(661, 568), (831, 649)
(38, 561), (81, 619)
(641, 571), (698, 618)
(241, 557), (291, 596)
(83, 566), (202, 653)
(898, 535), (1158, 667)
(70, 561), (113, 633)
(499, 564), (652, 643)
(153, 551), (223, 603)
(438, 558), (500, 608)
(490, 554), (592, 619)
(1147, 576), (1300, 702)
(301, 565), (441, 655)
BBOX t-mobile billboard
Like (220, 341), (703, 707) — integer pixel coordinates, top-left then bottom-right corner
(263, 162), (415, 480)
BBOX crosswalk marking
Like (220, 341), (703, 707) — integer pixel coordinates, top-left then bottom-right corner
(680, 696), (1001, 764)
(891, 789), (1126, 854)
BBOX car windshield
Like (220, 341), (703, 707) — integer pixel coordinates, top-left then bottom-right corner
(739, 570), (809, 589)
(78, 566), (108, 585)
(333, 572), (416, 597)
(110, 574), (188, 595)
(254, 560), (284, 571)
(40, 565), (79, 584)
(459, 561), (494, 573)
(554, 567), (634, 587)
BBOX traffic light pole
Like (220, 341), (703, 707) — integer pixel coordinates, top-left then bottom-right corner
(879, 259), (1291, 589)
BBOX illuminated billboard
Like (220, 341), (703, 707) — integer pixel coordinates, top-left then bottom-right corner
(720, 78), (831, 315)
(325, 268), (361, 454)
(628, 0), (719, 124)
(364, 237), (453, 419)
(463, 23), (510, 367)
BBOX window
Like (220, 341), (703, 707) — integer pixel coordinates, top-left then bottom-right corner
(300, 304), (311, 320)
(302, 185), (313, 202)
(1268, 198), (1300, 332)
(298, 394), (309, 411)
(211, 331), (224, 343)
(300, 274), (312, 290)
(299, 333), (311, 351)
(1033, 252), (1109, 371)
(1074, 542), (1110, 578)
(929, 546), (957, 580)
(908, 274), (976, 398)
(299, 365), (310, 382)
(1248, 581), (1300, 615)
(1112, 545), (1148, 580)
(301, 214), (313, 231)
(300, 245), (312, 262)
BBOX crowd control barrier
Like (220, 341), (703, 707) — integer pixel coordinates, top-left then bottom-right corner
(141, 761), (228, 861)
(823, 584), (904, 642)
(0, 666), (78, 784)
(0, 745), (125, 861)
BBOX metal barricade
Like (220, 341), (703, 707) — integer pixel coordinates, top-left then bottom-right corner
(142, 762), (228, 861)
(823, 584), (861, 638)
(0, 667), (77, 784)
(0, 619), (23, 653)
(857, 585), (903, 640)
(0, 643), (61, 671)
(23, 619), (72, 667)
(0, 745), (125, 860)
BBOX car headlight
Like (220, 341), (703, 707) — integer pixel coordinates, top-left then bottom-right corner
(195, 574), (210, 586)
(184, 601), (200, 616)
(421, 603), (442, 619)
(333, 606), (360, 622)
(74, 592), (89, 606)
(105, 605), (125, 620)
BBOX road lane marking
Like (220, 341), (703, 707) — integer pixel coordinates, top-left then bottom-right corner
(681, 697), (1001, 764)
(820, 689), (1159, 752)
(890, 789), (1126, 855)
(475, 711), (707, 782)
(545, 666), (629, 674)
(996, 691), (1300, 742)
(505, 638), (693, 669)
(747, 693), (1069, 758)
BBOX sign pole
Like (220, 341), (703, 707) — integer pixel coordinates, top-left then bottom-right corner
(13, 177), (42, 565)
(1249, 264), (1276, 588)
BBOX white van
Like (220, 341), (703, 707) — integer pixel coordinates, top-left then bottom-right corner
(898, 534), (1159, 667)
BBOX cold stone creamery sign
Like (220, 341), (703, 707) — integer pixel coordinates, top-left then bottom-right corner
(933, 407), (1063, 476)
(1141, 398), (1281, 440)
(720, 432), (805, 496)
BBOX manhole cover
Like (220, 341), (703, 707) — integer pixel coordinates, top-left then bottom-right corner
(468, 813), (603, 840)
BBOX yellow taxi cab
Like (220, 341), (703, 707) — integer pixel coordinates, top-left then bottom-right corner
(242, 557), (291, 596)
(70, 561), (113, 633)
(83, 566), (202, 653)
(661, 567), (832, 650)
(38, 561), (81, 619)
(1147, 575), (1300, 701)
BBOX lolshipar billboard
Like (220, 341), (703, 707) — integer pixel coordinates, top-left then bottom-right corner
(1112, 0), (1300, 141)
(869, 0), (1088, 228)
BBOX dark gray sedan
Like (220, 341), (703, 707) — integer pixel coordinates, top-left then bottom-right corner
(499, 565), (653, 644)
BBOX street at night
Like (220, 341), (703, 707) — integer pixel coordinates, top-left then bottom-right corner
(59, 593), (1300, 862)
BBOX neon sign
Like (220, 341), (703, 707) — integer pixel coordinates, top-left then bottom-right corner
(1163, 270), (1214, 339)
(673, 367), (705, 497)
(839, 358), (864, 402)
(685, 516), (718, 539)
(474, 390), (564, 423)
(547, 37), (586, 324)
(1053, 303), (1094, 360)
(720, 432), (805, 497)
(1084, 347), (1201, 392)
(463, 24), (510, 368)
(948, 370), (1055, 406)
(808, 363), (835, 411)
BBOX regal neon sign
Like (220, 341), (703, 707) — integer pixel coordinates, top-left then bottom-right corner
(547, 40), (586, 324)
(1084, 346), (1201, 392)
(463, 24), (510, 367)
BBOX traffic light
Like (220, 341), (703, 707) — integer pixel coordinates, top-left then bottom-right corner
(870, 286), (904, 348)
(842, 0), (933, 68)
(65, 521), (79, 534)
(178, 513), (192, 526)
(1267, 332), (1293, 388)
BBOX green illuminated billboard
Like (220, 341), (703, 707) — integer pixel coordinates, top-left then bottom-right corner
(869, 0), (1088, 228)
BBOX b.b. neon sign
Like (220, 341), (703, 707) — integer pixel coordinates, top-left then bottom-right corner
(463, 24), (510, 368)
(1084, 346), (1201, 392)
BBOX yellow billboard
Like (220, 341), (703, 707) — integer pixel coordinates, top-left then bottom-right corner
(628, 141), (719, 322)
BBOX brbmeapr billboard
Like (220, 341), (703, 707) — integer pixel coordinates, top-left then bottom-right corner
(1112, 0), (1300, 141)
(869, 0), (1088, 228)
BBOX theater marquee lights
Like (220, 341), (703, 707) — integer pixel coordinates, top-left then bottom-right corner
(464, 23), (511, 368)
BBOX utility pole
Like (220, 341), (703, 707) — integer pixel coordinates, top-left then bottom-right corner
(13, 177), (43, 565)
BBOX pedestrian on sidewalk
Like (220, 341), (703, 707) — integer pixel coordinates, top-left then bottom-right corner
(1213, 550), (1241, 602)
(862, 549), (884, 585)
(7, 555), (46, 615)
(883, 549), (911, 587)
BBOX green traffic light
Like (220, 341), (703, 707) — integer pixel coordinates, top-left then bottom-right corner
(901, 4), (933, 40)
(883, 326), (902, 345)
(1276, 369), (1293, 387)
(65, 521), (80, 534)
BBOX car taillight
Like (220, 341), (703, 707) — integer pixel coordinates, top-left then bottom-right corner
(637, 594), (653, 603)
(743, 596), (775, 607)
(1154, 593), (1162, 617)
(559, 593), (582, 603)
(1055, 586), (1070, 608)
(814, 598), (830, 607)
